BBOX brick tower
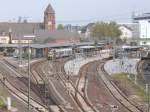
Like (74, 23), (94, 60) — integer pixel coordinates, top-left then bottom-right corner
(44, 4), (55, 31)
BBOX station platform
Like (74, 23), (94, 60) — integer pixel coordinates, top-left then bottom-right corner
(104, 58), (140, 75)
(64, 53), (110, 76)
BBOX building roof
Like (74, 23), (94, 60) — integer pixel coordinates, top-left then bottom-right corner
(0, 22), (43, 39)
(118, 23), (140, 38)
(0, 42), (105, 49)
(133, 13), (150, 20)
(119, 25), (132, 31)
(80, 23), (95, 33)
(35, 29), (80, 43)
(0, 22), (80, 43)
(45, 4), (55, 14)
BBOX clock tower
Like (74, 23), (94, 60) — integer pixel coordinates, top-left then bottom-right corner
(44, 4), (55, 31)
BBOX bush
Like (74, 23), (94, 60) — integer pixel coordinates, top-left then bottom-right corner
(12, 100), (16, 107)
(0, 97), (5, 108)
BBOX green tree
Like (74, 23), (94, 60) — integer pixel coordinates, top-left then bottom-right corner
(57, 24), (64, 30)
(91, 21), (122, 41)
(0, 97), (5, 108)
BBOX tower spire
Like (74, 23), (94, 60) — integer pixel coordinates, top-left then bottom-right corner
(45, 3), (55, 14)
(44, 3), (55, 31)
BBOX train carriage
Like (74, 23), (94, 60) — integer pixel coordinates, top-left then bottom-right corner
(76, 45), (103, 57)
(47, 48), (72, 60)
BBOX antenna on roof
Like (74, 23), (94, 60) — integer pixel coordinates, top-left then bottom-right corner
(13, 18), (16, 22)
(132, 11), (135, 22)
(23, 16), (29, 23)
(18, 16), (22, 23)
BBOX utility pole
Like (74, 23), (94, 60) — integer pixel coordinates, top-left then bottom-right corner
(19, 36), (22, 69)
(28, 39), (31, 112)
(24, 35), (35, 112)
(134, 74), (137, 85)
(113, 39), (116, 61)
(147, 83), (150, 112)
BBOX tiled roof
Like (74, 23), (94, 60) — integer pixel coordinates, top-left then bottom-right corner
(35, 29), (80, 43)
(0, 22), (80, 43)
(0, 22), (42, 39)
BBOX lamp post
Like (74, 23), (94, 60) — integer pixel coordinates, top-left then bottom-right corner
(19, 35), (22, 67)
(24, 35), (35, 112)
(113, 38), (116, 61)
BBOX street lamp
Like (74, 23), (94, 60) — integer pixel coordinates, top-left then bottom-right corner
(113, 38), (117, 61)
(24, 35), (35, 112)
(18, 35), (22, 68)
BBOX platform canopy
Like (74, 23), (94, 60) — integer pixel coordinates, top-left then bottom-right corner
(0, 42), (106, 49)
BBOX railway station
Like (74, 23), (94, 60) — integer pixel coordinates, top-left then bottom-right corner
(0, 40), (149, 112)
(0, 28), (149, 112)
(0, 42), (105, 58)
(0, 1), (150, 112)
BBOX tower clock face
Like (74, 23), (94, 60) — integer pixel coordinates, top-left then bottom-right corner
(48, 21), (52, 25)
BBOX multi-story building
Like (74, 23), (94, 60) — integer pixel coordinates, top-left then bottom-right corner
(133, 13), (150, 45)
(119, 25), (133, 40)
(44, 4), (55, 31)
(78, 23), (95, 42)
(0, 4), (80, 44)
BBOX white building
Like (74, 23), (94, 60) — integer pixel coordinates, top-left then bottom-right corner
(119, 26), (133, 40)
(133, 13), (150, 45)
(139, 20), (150, 45)
(0, 36), (10, 44)
(139, 20), (150, 38)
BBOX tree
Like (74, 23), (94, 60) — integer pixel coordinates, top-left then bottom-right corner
(57, 24), (64, 30)
(90, 21), (122, 41)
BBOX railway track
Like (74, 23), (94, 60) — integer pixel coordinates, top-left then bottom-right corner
(76, 63), (99, 112)
(0, 61), (47, 112)
(2, 59), (66, 112)
(31, 60), (67, 112)
(2, 59), (45, 103)
(48, 59), (97, 112)
(99, 59), (144, 112)
(53, 55), (144, 112)
(0, 75), (47, 112)
(62, 55), (144, 112)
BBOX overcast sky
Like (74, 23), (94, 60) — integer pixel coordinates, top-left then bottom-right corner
(0, 0), (150, 25)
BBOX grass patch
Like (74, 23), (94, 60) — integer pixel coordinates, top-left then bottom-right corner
(12, 100), (16, 107)
(112, 73), (148, 102)
(0, 97), (5, 108)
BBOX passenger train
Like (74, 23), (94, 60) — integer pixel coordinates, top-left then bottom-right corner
(47, 48), (72, 60)
(47, 45), (109, 60)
